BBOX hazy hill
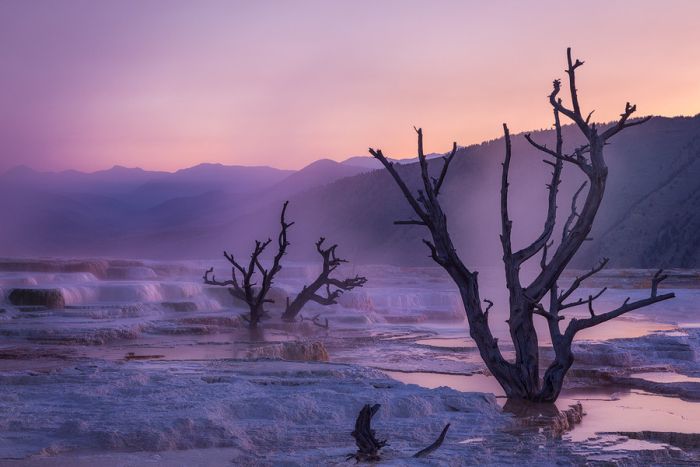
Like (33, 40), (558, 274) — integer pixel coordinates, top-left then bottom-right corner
(265, 159), (372, 198)
(1, 115), (698, 268)
(284, 115), (700, 269)
(231, 115), (700, 269)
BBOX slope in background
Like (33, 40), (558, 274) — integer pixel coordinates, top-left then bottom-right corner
(1, 115), (698, 269)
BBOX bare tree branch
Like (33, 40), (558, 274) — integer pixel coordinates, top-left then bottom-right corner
(561, 182), (588, 241)
(282, 237), (367, 321)
(203, 202), (292, 328)
(433, 142), (458, 196)
(371, 128), (511, 389)
(601, 103), (652, 141)
(533, 302), (565, 322)
(500, 123), (514, 263)
(299, 313), (329, 329)
(540, 240), (554, 271)
(565, 270), (675, 338)
(203, 267), (235, 287)
(558, 257), (609, 304)
(513, 109), (564, 265)
(347, 404), (449, 461)
(369, 148), (429, 225)
(394, 219), (427, 226)
(413, 423), (451, 458)
(559, 286), (607, 311)
(524, 134), (585, 169)
(564, 47), (588, 135)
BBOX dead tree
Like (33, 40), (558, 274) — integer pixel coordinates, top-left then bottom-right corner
(369, 48), (675, 402)
(281, 237), (367, 322)
(203, 201), (293, 328)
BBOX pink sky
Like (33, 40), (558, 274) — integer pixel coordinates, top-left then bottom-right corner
(1, 0), (699, 172)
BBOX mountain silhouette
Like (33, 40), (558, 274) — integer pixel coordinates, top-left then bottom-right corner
(1, 115), (698, 268)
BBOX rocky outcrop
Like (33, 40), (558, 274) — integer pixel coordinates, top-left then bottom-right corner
(601, 431), (700, 451)
(8, 288), (65, 309)
(504, 400), (584, 437)
(247, 341), (329, 362)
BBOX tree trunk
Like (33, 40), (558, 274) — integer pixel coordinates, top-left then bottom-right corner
(536, 353), (574, 402)
(508, 303), (541, 397)
(281, 290), (311, 321)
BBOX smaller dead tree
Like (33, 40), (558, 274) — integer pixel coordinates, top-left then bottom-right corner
(203, 201), (293, 328)
(281, 237), (367, 323)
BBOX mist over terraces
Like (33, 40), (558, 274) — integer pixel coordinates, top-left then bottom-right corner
(1, 115), (699, 268)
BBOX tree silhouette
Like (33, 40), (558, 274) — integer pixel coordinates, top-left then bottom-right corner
(204, 201), (292, 328)
(281, 237), (366, 323)
(369, 49), (675, 402)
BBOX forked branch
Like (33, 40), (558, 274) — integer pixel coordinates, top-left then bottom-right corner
(525, 47), (648, 303)
(558, 257), (609, 304)
(299, 313), (329, 329)
(601, 103), (653, 141)
(561, 182), (588, 241)
(513, 109), (564, 265)
(371, 127), (512, 390)
(433, 142), (458, 197)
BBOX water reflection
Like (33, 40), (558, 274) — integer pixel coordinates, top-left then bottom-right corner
(560, 391), (700, 443)
(631, 371), (700, 384)
(384, 370), (504, 396)
(384, 370), (700, 451)
(416, 316), (675, 349)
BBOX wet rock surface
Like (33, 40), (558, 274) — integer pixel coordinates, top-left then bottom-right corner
(504, 400), (584, 437)
(601, 431), (700, 451)
(246, 341), (330, 362)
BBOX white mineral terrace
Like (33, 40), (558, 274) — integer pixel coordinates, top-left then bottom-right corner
(0, 259), (698, 465)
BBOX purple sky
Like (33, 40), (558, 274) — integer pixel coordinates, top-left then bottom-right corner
(1, 0), (699, 172)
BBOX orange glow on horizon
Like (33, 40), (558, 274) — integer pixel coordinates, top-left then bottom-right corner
(1, 0), (699, 172)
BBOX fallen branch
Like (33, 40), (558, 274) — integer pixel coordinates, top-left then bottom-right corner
(413, 423), (451, 458)
(299, 313), (329, 329)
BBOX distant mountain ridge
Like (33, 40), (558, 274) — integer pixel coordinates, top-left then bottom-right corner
(1, 115), (698, 268)
(340, 153), (445, 169)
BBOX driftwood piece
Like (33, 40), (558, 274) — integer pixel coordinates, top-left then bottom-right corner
(348, 404), (386, 462)
(347, 404), (450, 462)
